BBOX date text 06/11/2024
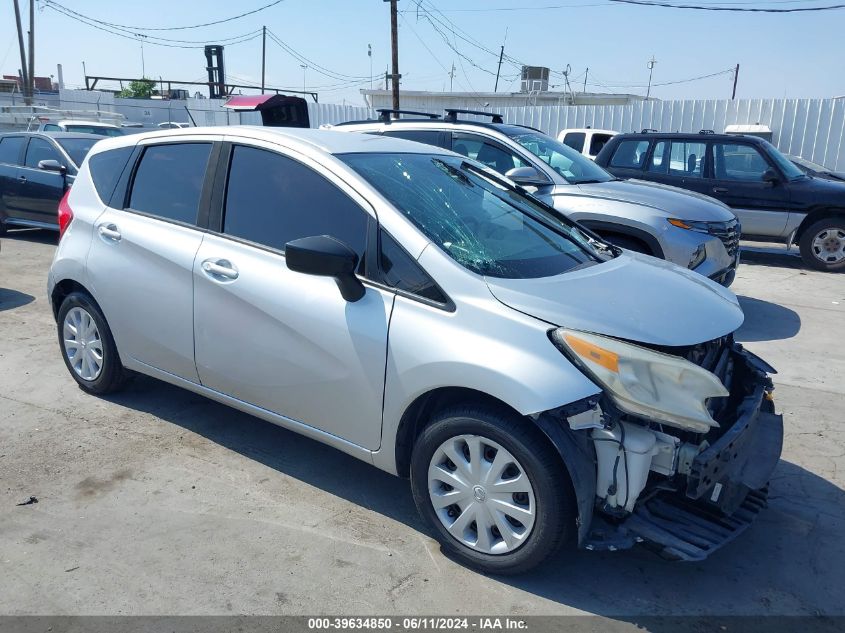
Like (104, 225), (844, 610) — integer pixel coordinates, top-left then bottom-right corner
(307, 617), (529, 630)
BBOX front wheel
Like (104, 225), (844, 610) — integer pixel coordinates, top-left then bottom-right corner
(799, 218), (845, 271)
(410, 405), (576, 575)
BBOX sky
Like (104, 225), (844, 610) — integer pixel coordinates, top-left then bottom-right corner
(1, 0), (842, 106)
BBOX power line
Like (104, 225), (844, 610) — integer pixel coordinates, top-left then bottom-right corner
(265, 30), (370, 82)
(608, 0), (845, 11)
(41, 0), (287, 31)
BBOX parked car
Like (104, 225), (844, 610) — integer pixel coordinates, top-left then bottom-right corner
(788, 154), (845, 183)
(49, 126), (782, 573)
(596, 131), (845, 271)
(333, 110), (740, 286)
(35, 119), (125, 137)
(0, 132), (100, 233)
(158, 121), (192, 129)
(558, 127), (618, 159)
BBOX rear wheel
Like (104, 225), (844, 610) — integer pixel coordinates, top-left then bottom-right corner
(799, 218), (845, 271)
(57, 292), (129, 394)
(410, 405), (576, 575)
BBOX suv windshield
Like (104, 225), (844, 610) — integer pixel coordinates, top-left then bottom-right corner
(56, 137), (98, 167)
(341, 153), (605, 279)
(761, 140), (806, 180)
(505, 130), (614, 184)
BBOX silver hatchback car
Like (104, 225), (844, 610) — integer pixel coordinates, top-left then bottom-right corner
(49, 127), (783, 574)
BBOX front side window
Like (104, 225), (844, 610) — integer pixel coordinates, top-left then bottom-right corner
(610, 140), (650, 169)
(43, 124), (61, 131)
(24, 138), (61, 168)
(713, 143), (771, 181)
(129, 143), (212, 224)
(451, 134), (526, 175)
(759, 140), (805, 180)
(0, 136), (25, 165)
(669, 141), (706, 178)
(341, 153), (604, 279)
(562, 132), (586, 153)
(379, 229), (447, 304)
(223, 145), (368, 260)
(508, 131), (613, 184)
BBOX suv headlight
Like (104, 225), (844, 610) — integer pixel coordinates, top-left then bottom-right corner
(550, 328), (728, 433)
(668, 218), (711, 233)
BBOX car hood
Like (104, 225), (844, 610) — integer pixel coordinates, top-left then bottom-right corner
(561, 179), (736, 221)
(485, 252), (743, 347)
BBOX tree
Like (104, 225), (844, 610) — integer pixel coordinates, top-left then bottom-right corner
(117, 78), (156, 98)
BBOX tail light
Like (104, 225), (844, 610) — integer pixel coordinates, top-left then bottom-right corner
(57, 189), (74, 239)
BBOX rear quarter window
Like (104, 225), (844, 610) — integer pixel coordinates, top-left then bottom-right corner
(88, 146), (134, 204)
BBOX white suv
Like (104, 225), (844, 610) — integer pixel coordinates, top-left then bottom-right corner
(48, 126), (782, 573)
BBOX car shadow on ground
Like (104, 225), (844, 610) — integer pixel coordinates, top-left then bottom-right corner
(735, 295), (801, 342)
(740, 245), (804, 270)
(105, 376), (845, 620)
(0, 288), (35, 312)
(1, 228), (58, 245)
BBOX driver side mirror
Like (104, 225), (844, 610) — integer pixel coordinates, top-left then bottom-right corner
(285, 235), (366, 302)
(762, 169), (779, 185)
(38, 159), (66, 175)
(505, 166), (549, 187)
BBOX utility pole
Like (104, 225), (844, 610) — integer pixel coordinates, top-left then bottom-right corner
(368, 44), (373, 90)
(386, 0), (400, 114)
(494, 45), (504, 92)
(646, 56), (657, 100)
(449, 62), (455, 92)
(731, 63), (740, 100)
(12, 0), (30, 104)
(27, 0), (34, 99)
(300, 64), (307, 93)
(584, 67), (588, 93)
(261, 26), (266, 94)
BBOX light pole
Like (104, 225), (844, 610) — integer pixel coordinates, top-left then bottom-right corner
(300, 64), (307, 93)
(368, 44), (373, 90)
(646, 56), (657, 100)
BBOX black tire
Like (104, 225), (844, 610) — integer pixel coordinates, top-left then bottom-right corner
(603, 234), (651, 255)
(410, 404), (576, 575)
(798, 217), (845, 272)
(57, 291), (129, 394)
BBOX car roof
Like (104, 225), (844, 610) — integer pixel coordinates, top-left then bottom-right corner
(336, 118), (545, 136)
(610, 131), (767, 143)
(56, 120), (119, 128)
(0, 131), (105, 140)
(559, 128), (618, 135)
(95, 125), (454, 156)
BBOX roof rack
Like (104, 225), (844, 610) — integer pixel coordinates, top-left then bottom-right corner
(640, 128), (659, 133)
(698, 129), (716, 135)
(377, 108), (440, 123)
(444, 109), (504, 124)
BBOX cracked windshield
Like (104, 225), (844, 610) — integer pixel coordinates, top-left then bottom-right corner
(341, 153), (605, 278)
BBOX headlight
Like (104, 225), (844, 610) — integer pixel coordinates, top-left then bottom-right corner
(550, 328), (728, 433)
(668, 218), (712, 233)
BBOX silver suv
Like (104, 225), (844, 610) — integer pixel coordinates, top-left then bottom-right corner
(333, 110), (740, 286)
(49, 127), (782, 574)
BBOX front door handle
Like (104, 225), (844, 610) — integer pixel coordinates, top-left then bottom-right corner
(713, 187), (729, 194)
(18, 175), (26, 183)
(97, 223), (121, 241)
(201, 258), (239, 280)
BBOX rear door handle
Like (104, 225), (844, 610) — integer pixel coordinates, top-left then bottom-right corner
(201, 258), (239, 280)
(713, 187), (729, 194)
(97, 223), (122, 241)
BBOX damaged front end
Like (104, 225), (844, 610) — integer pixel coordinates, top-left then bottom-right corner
(543, 334), (783, 561)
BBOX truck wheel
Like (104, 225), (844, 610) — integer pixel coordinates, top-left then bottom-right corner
(799, 218), (845, 271)
(410, 405), (576, 575)
(57, 291), (130, 394)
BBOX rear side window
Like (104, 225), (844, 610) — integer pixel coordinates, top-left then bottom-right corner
(379, 229), (447, 304)
(129, 143), (212, 224)
(382, 129), (446, 148)
(609, 140), (650, 169)
(24, 137), (61, 168)
(589, 134), (613, 156)
(223, 145), (368, 259)
(669, 141), (706, 178)
(562, 132), (586, 153)
(0, 136), (25, 165)
(89, 147), (134, 204)
(648, 141), (669, 173)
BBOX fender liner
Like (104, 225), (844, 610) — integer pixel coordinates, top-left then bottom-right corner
(578, 219), (665, 259)
(534, 401), (598, 545)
